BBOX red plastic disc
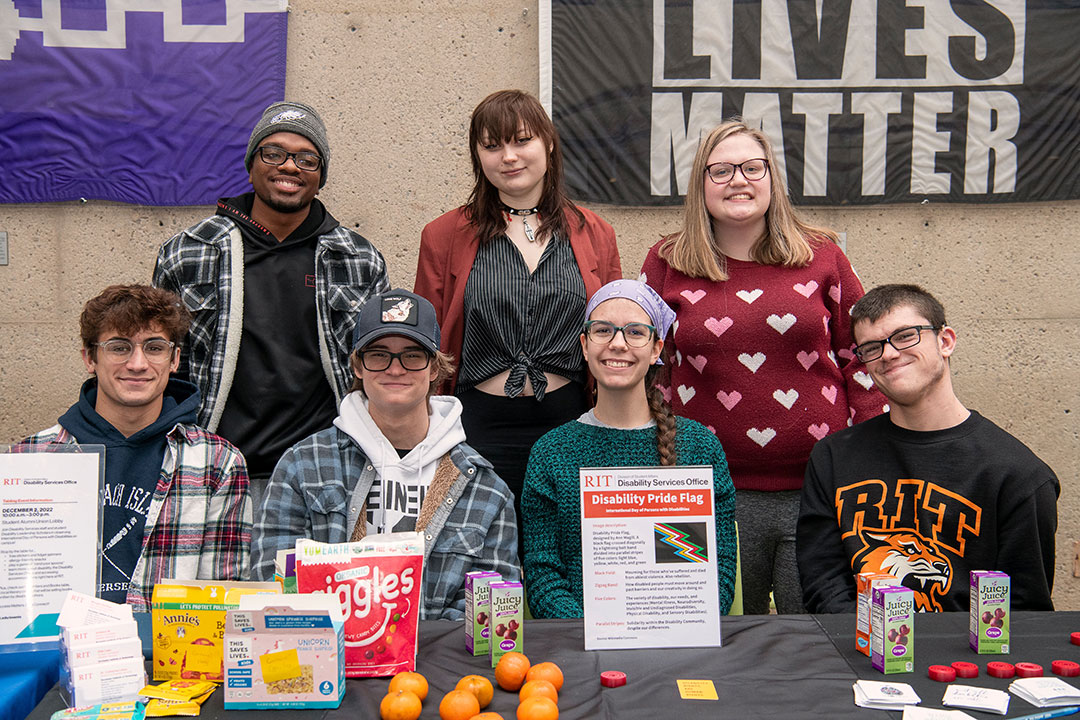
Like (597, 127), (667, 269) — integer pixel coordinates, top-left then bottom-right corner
(951, 661), (979, 678)
(1052, 660), (1080, 677)
(987, 661), (1015, 678)
(600, 671), (627, 688)
(1015, 662), (1044, 678)
(1072, 632), (1080, 646)
(929, 665), (957, 682)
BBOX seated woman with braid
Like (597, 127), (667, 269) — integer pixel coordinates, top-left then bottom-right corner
(520, 280), (738, 618)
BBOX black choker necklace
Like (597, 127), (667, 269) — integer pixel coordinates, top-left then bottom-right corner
(503, 204), (539, 243)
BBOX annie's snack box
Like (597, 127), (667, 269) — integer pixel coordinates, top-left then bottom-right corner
(856, 572), (897, 657)
(871, 586), (913, 674)
(465, 571), (501, 656)
(488, 580), (523, 668)
(151, 579), (280, 681)
(970, 570), (1010, 654)
(223, 593), (346, 710)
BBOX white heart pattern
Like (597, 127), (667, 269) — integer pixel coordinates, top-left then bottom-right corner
(716, 390), (742, 410)
(737, 352), (766, 373)
(793, 281), (819, 298)
(797, 350), (819, 370)
(853, 371), (874, 390)
(704, 316), (733, 337)
(820, 385), (838, 404)
(808, 423), (830, 440)
(687, 355), (708, 373)
(827, 350), (838, 367)
(829, 284), (841, 304)
(677, 385), (696, 405)
(681, 289), (706, 304)
(766, 313), (796, 334)
(772, 388), (799, 409)
(736, 288), (763, 304)
(747, 427), (777, 447)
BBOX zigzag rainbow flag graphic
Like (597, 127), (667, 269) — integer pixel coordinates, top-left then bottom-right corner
(654, 523), (708, 562)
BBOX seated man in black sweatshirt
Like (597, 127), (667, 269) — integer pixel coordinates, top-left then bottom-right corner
(797, 284), (1058, 613)
(21, 285), (251, 610)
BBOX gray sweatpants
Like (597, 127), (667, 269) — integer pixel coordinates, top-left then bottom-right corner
(735, 489), (806, 614)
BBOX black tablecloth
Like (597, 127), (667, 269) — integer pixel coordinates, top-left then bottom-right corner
(26, 612), (1080, 719)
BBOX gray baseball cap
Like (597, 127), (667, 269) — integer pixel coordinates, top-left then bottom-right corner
(352, 290), (441, 355)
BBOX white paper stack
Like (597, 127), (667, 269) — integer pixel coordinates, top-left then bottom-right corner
(853, 680), (922, 710)
(942, 684), (1010, 715)
(1008, 677), (1080, 708)
(902, 708), (977, 720)
(56, 592), (145, 707)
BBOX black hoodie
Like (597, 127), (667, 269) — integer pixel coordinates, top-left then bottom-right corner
(58, 378), (201, 603)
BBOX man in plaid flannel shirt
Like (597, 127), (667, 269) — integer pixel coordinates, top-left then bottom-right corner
(251, 290), (519, 620)
(153, 101), (389, 509)
(21, 285), (250, 611)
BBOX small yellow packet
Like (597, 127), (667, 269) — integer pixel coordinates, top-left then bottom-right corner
(139, 679), (216, 702)
(143, 689), (215, 717)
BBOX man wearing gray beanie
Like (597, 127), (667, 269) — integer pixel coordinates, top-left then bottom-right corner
(153, 100), (390, 510)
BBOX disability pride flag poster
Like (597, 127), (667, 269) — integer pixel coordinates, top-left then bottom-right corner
(0, 0), (288, 205)
(540, 1), (1080, 206)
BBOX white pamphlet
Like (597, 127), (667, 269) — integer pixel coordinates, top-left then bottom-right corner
(942, 684), (1010, 715)
(853, 680), (921, 710)
(580, 465), (718, 650)
(1009, 677), (1080, 707)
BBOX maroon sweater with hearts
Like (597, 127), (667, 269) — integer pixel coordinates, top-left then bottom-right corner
(641, 237), (887, 491)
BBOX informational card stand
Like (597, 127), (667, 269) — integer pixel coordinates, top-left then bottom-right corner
(580, 465), (720, 650)
(0, 445), (103, 648)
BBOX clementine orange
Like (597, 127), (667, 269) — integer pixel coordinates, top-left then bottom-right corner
(380, 689), (423, 720)
(469, 714), (506, 720)
(525, 661), (564, 691)
(439, 689), (482, 720)
(389, 670), (429, 701)
(517, 696), (559, 720)
(456, 674), (495, 709)
(494, 651), (531, 691)
(519, 679), (558, 704)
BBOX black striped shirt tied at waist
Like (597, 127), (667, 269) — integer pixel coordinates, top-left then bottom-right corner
(459, 234), (587, 400)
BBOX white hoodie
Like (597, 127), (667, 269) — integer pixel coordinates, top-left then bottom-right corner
(333, 393), (467, 534)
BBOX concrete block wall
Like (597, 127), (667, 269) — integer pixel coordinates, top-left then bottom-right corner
(1, 1), (1076, 609)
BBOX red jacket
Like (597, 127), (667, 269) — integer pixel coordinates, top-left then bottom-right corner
(415, 205), (622, 393)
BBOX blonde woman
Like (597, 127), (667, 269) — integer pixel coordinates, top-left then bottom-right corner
(641, 120), (885, 614)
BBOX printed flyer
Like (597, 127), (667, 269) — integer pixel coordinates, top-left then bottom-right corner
(0, 446), (102, 645)
(580, 465), (719, 650)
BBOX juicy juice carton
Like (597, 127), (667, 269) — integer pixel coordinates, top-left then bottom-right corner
(856, 572), (897, 656)
(465, 571), (501, 656)
(871, 586), (913, 674)
(970, 570), (1010, 654)
(488, 581), (524, 668)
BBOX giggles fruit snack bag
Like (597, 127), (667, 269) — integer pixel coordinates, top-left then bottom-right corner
(294, 533), (424, 678)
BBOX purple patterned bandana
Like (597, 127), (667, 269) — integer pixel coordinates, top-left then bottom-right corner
(585, 280), (676, 364)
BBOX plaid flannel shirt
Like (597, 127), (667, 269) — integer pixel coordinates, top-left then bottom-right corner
(251, 427), (520, 620)
(21, 423), (252, 611)
(152, 210), (390, 431)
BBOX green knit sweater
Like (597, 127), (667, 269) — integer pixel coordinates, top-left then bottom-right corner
(521, 417), (737, 619)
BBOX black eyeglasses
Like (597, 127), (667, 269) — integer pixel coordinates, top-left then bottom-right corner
(359, 349), (432, 372)
(256, 146), (323, 172)
(94, 338), (176, 363)
(583, 320), (656, 348)
(854, 325), (940, 363)
(705, 158), (769, 185)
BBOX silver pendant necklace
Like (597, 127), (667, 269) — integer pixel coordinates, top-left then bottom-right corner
(503, 205), (539, 243)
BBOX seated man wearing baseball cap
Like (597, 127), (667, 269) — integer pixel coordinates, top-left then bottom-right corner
(251, 289), (519, 619)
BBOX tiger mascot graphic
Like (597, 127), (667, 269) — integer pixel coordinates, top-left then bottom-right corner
(853, 529), (952, 612)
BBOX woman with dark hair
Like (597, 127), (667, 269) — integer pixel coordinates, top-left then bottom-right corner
(641, 119), (886, 614)
(414, 90), (621, 543)
(521, 280), (737, 619)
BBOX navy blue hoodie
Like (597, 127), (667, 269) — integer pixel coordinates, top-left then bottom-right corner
(58, 378), (201, 603)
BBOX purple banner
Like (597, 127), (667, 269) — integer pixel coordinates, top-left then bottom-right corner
(0, 0), (288, 206)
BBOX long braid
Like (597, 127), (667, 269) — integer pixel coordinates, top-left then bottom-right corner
(645, 365), (678, 466)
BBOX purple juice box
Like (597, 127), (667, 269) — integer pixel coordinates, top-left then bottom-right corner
(488, 581), (524, 668)
(871, 585), (913, 674)
(465, 571), (501, 656)
(969, 570), (1010, 654)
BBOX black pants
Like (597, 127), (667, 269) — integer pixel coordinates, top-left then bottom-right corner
(458, 382), (587, 562)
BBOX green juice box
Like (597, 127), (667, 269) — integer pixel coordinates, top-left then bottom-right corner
(970, 570), (1010, 654)
(465, 571), (501, 656)
(488, 581), (524, 668)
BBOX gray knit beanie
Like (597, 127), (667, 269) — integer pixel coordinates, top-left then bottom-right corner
(245, 101), (330, 187)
